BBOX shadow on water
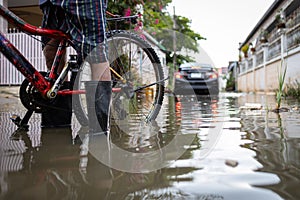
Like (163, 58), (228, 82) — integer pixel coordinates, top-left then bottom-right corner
(0, 93), (300, 199)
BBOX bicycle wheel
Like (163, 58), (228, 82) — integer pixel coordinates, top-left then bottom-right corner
(73, 30), (165, 126)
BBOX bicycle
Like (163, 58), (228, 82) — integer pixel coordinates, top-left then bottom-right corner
(0, 5), (166, 131)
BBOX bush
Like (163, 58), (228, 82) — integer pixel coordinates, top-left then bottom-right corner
(225, 72), (235, 91)
(284, 80), (300, 99)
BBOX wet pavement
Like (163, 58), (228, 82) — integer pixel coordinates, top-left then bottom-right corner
(0, 86), (300, 199)
(0, 86), (24, 112)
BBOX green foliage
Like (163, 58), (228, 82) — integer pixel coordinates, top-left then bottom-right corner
(284, 81), (300, 100)
(107, 0), (172, 30)
(107, 0), (205, 66)
(147, 16), (205, 52)
(259, 28), (269, 43)
(276, 59), (287, 109)
(225, 71), (235, 91)
(166, 53), (195, 67)
(241, 44), (249, 53)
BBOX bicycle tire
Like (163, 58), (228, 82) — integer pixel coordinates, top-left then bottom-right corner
(73, 30), (165, 127)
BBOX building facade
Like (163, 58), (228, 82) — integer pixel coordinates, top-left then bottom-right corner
(238, 0), (300, 93)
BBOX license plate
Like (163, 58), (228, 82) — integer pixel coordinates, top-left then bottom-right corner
(190, 73), (202, 78)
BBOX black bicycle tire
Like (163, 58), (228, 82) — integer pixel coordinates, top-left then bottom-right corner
(73, 30), (165, 126)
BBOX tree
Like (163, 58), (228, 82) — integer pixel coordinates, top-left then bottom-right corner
(107, 0), (205, 66)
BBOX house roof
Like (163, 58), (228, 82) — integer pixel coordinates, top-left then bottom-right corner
(239, 0), (283, 49)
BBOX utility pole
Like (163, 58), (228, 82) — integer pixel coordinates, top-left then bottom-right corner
(169, 6), (177, 89)
(172, 6), (177, 70)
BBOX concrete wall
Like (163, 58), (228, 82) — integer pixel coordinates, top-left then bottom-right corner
(266, 61), (281, 92)
(286, 52), (300, 85)
(254, 67), (265, 92)
(238, 74), (247, 92)
(238, 46), (300, 93)
(237, 0), (300, 93)
(247, 71), (254, 92)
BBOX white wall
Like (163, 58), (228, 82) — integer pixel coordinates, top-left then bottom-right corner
(286, 50), (300, 86)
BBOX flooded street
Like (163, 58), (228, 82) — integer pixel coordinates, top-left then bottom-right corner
(0, 90), (300, 199)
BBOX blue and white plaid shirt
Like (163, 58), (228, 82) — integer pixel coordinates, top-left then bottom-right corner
(41, 0), (108, 63)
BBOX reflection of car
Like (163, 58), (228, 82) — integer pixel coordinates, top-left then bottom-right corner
(173, 62), (219, 95)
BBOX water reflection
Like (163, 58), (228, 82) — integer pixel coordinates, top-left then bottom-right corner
(90, 94), (199, 173)
(239, 94), (300, 199)
(166, 94), (282, 200)
(1, 93), (299, 199)
(0, 127), (114, 199)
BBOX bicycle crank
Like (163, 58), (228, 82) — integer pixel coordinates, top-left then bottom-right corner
(19, 71), (49, 113)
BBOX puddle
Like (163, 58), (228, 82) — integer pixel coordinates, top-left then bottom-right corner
(0, 92), (299, 199)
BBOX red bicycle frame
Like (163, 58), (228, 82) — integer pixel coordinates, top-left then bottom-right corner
(0, 5), (126, 98)
(0, 5), (75, 97)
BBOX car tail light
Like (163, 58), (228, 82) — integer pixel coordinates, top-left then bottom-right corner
(208, 72), (218, 79)
(175, 71), (183, 79)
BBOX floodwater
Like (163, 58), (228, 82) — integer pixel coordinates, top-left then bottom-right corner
(0, 92), (300, 200)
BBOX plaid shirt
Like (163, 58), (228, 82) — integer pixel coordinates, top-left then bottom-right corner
(41, 0), (107, 63)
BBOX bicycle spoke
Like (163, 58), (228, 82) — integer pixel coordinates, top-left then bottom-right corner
(73, 30), (164, 127)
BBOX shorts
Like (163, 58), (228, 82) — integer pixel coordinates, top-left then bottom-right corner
(41, 0), (108, 63)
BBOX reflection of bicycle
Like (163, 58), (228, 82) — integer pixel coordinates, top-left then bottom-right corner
(0, 5), (165, 129)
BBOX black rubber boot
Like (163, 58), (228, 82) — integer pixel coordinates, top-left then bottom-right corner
(95, 81), (112, 135)
(85, 81), (100, 133)
(84, 81), (111, 135)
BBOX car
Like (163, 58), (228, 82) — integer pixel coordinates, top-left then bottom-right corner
(173, 62), (219, 95)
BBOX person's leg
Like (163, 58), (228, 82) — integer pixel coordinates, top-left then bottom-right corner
(43, 38), (66, 72)
(91, 62), (111, 81)
(40, 3), (66, 72)
(84, 64), (111, 134)
(40, 3), (70, 128)
(82, 1), (111, 135)
(58, 0), (111, 134)
(93, 63), (111, 135)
